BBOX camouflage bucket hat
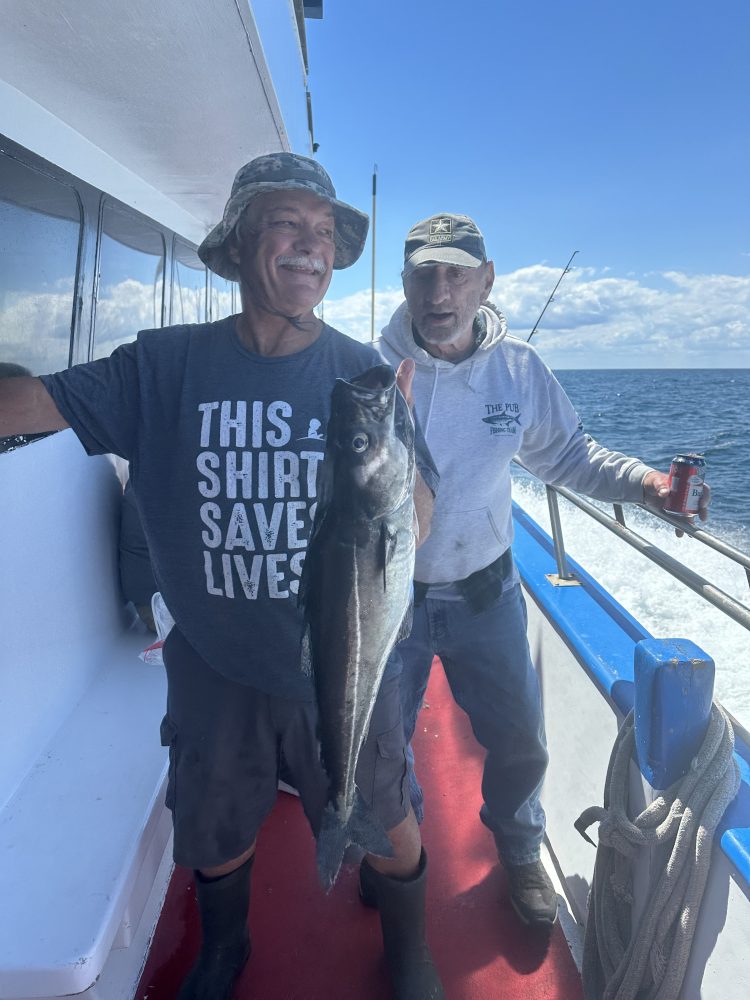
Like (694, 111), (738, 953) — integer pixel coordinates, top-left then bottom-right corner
(198, 152), (370, 280)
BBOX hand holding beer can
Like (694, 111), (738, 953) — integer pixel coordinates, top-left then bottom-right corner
(664, 454), (706, 516)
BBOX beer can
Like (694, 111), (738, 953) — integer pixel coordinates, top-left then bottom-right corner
(664, 453), (706, 516)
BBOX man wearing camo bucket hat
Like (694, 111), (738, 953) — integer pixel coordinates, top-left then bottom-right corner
(0, 152), (442, 1000)
(198, 152), (370, 278)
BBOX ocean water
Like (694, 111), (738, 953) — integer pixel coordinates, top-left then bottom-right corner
(510, 369), (750, 728)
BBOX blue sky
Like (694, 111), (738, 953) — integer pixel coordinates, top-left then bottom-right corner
(305, 2), (750, 368)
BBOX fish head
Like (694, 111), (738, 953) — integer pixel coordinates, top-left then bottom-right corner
(329, 364), (415, 518)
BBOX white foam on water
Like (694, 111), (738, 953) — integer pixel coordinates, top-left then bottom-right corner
(512, 476), (750, 729)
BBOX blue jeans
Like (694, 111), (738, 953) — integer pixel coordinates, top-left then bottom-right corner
(400, 582), (548, 867)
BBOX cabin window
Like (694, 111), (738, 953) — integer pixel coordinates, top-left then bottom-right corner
(0, 154), (82, 375)
(173, 239), (208, 325)
(210, 274), (237, 321)
(92, 201), (165, 360)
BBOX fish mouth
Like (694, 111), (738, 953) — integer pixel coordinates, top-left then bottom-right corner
(333, 366), (396, 411)
(350, 365), (395, 393)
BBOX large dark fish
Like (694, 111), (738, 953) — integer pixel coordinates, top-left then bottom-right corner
(299, 364), (416, 890)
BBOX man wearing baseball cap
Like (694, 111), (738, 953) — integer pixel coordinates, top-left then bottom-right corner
(377, 213), (708, 930)
(0, 154), (443, 1000)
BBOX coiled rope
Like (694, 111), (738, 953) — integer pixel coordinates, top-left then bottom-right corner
(576, 704), (740, 1000)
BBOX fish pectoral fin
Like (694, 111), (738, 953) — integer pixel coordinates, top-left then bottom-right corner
(380, 522), (399, 590)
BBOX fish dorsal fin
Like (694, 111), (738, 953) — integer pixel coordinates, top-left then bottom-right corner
(394, 382), (415, 450)
(310, 454), (335, 545)
(300, 623), (314, 677)
(318, 447), (335, 507)
(298, 452), (335, 614)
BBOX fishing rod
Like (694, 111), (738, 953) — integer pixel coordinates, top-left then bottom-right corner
(527, 249), (579, 343)
(370, 163), (377, 341)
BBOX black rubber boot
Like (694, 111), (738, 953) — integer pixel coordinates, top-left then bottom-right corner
(177, 855), (253, 1000)
(359, 849), (445, 1000)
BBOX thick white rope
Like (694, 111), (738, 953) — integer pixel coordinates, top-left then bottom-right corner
(577, 703), (741, 1000)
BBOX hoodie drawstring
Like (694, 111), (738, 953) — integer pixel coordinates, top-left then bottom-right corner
(424, 367), (440, 437)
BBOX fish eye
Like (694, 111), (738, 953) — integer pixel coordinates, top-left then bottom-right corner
(351, 432), (369, 453)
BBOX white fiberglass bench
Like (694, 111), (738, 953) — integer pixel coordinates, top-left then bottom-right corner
(0, 430), (171, 1000)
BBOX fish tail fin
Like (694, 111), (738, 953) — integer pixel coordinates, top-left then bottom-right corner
(348, 791), (394, 859)
(316, 805), (349, 892)
(316, 794), (393, 892)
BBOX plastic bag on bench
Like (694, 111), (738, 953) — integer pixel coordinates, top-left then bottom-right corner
(139, 593), (175, 665)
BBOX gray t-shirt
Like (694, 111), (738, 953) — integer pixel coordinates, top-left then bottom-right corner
(41, 316), (437, 699)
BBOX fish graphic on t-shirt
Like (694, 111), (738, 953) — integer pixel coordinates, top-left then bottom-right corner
(482, 411), (522, 428)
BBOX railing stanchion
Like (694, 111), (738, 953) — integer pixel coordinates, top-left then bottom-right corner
(546, 486), (575, 581)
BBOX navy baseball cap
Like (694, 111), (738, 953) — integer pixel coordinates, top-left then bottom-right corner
(402, 213), (486, 276)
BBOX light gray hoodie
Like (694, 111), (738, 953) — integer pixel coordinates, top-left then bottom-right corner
(377, 302), (653, 584)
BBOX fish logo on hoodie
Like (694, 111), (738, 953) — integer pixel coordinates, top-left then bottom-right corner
(482, 402), (522, 434)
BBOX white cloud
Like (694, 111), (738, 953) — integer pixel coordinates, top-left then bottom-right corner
(0, 287), (74, 373)
(3, 268), (748, 373)
(317, 287), (404, 344)
(0, 277), (237, 373)
(320, 267), (750, 368)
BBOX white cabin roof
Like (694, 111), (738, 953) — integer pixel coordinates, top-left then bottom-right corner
(0, 1), (311, 243)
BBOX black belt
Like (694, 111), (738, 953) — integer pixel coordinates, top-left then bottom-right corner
(414, 548), (513, 613)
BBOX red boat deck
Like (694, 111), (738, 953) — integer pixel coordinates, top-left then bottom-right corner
(135, 661), (583, 999)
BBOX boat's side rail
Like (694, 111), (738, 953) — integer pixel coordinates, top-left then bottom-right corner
(544, 484), (750, 633)
(513, 499), (750, 881)
(512, 500), (750, 997)
(0, 431), (170, 1000)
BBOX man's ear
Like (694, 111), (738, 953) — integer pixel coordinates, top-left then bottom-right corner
(482, 260), (496, 300)
(228, 240), (241, 264)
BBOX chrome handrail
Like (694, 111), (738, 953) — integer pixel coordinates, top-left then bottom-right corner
(640, 505), (750, 587)
(541, 483), (750, 633)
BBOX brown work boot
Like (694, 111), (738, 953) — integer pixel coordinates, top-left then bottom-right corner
(505, 858), (558, 926)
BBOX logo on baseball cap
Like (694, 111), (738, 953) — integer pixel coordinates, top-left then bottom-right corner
(403, 213), (486, 276)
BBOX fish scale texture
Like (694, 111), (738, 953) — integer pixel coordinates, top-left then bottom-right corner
(135, 660), (582, 999)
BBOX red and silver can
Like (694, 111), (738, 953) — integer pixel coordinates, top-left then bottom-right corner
(664, 453), (706, 516)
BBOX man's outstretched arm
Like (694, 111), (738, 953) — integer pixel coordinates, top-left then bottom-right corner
(0, 377), (69, 437)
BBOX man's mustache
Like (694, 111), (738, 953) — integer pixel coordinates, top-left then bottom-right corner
(277, 255), (327, 274)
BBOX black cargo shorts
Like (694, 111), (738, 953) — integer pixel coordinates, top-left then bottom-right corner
(160, 628), (410, 869)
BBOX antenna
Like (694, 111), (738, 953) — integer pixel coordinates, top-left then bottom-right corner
(527, 250), (579, 343)
(370, 164), (377, 342)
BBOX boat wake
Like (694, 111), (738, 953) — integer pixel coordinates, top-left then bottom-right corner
(512, 474), (750, 727)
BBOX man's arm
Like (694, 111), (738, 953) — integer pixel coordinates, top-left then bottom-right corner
(519, 371), (712, 533)
(0, 377), (69, 436)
